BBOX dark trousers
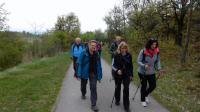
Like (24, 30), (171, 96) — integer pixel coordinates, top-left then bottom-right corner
(81, 77), (97, 106)
(114, 76), (130, 109)
(73, 57), (78, 77)
(138, 73), (156, 101)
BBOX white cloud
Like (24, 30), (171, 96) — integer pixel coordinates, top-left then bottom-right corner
(1, 0), (121, 32)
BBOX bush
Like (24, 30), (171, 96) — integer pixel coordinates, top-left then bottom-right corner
(0, 32), (26, 70)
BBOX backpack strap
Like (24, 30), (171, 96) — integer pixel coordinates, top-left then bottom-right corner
(72, 43), (76, 52)
(142, 48), (146, 63)
(72, 43), (84, 52)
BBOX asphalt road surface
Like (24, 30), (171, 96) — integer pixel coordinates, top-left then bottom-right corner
(54, 59), (169, 112)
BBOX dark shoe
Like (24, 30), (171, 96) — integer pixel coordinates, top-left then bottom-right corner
(91, 105), (99, 112)
(81, 95), (86, 100)
(124, 108), (131, 112)
(74, 74), (78, 78)
(115, 101), (120, 106)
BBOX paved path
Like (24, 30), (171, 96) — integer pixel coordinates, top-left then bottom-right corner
(54, 59), (169, 112)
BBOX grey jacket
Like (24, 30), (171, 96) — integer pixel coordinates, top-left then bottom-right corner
(137, 48), (161, 75)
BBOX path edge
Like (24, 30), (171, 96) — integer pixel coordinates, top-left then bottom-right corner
(51, 63), (72, 112)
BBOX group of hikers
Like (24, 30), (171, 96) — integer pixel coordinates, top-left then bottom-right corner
(70, 36), (164, 112)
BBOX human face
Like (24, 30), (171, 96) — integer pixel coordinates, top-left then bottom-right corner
(121, 47), (127, 55)
(89, 42), (97, 53)
(76, 39), (81, 45)
(151, 42), (157, 50)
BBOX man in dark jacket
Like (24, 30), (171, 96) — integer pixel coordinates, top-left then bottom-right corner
(77, 40), (102, 112)
(109, 36), (122, 59)
(110, 36), (122, 79)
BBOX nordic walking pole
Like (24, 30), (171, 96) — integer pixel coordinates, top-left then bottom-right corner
(110, 89), (115, 108)
(110, 74), (120, 108)
(110, 79), (118, 108)
(132, 81), (141, 100)
(132, 66), (146, 101)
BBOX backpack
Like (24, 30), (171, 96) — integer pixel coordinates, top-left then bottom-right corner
(96, 42), (102, 51)
(72, 43), (84, 52)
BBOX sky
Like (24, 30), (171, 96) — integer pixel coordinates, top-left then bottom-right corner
(1, 0), (121, 33)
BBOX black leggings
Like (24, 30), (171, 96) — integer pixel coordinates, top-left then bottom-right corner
(138, 73), (156, 102)
(114, 76), (130, 109)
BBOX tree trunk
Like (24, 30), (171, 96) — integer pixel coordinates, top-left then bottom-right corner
(181, 8), (192, 64)
(175, 21), (183, 47)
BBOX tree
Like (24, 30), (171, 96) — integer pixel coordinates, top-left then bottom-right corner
(169, 0), (197, 46)
(54, 12), (80, 38)
(127, 1), (160, 40)
(104, 6), (125, 41)
(0, 3), (9, 31)
(80, 32), (95, 41)
(94, 29), (106, 42)
(180, 0), (197, 64)
(157, 1), (175, 40)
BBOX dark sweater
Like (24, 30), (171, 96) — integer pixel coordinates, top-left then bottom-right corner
(89, 52), (98, 78)
(112, 53), (133, 77)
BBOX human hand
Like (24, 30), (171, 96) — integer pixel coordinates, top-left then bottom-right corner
(75, 76), (80, 81)
(144, 64), (150, 70)
(158, 69), (166, 79)
(130, 76), (133, 81)
(117, 70), (122, 75)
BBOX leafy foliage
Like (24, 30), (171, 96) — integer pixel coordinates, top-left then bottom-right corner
(0, 32), (26, 70)
(0, 3), (9, 31)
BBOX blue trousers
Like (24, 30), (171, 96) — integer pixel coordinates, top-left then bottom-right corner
(81, 77), (97, 106)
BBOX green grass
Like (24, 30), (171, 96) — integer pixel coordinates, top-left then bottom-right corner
(0, 52), (71, 112)
(102, 42), (200, 112)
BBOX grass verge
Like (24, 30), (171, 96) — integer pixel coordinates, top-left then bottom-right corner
(0, 52), (71, 112)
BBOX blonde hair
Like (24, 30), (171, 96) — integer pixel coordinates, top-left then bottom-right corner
(75, 37), (81, 41)
(115, 36), (122, 41)
(117, 41), (128, 54)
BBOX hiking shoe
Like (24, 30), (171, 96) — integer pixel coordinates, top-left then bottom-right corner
(145, 97), (150, 104)
(81, 95), (86, 100)
(115, 101), (120, 106)
(74, 74), (78, 78)
(141, 101), (147, 107)
(91, 105), (99, 112)
(124, 108), (131, 112)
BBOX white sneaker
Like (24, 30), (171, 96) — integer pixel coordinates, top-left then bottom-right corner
(145, 97), (150, 104)
(141, 102), (147, 107)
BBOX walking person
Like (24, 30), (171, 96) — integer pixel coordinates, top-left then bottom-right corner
(112, 42), (133, 112)
(95, 41), (102, 56)
(137, 38), (162, 107)
(110, 36), (122, 79)
(70, 37), (85, 78)
(77, 40), (102, 112)
(110, 36), (122, 59)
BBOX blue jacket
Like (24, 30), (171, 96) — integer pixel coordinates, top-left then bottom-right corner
(71, 43), (85, 58)
(77, 49), (102, 80)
